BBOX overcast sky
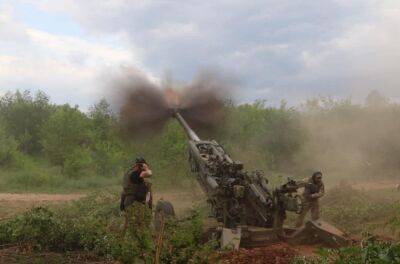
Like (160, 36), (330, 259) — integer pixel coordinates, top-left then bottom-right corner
(0, 0), (399, 109)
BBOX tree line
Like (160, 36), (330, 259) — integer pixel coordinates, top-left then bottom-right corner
(0, 89), (399, 190)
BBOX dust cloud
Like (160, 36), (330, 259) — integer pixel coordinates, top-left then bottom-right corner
(115, 70), (170, 137)
(179, 72), (229, 133)
(296, 95), (400, 182)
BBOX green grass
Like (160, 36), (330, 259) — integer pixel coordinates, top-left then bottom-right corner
(321, 184), (400, 235)
(0, 150), (204, 193)
(0, 191), (215, 264)
(0, 168), (121, 193)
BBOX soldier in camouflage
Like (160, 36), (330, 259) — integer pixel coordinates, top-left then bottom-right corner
(295, 171), (325, 228)
(120, 157), (153, 213)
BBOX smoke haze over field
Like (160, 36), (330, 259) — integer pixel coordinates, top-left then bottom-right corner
(115, 70), (400, 182)
(117, 71), (170, 137)
(295, 96), (400, 182)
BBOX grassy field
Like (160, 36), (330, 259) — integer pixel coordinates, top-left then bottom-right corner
(0, 180), (399, 263)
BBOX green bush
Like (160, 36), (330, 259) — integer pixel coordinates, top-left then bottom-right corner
(63, 147), (93, 178)
(91, 141), (123, 177)
(0, 123), (19, 166)
(40, 105), (90, 167)
(160, 210), (216, 264)
(0, 90), (53, 154)
(0, 191), (214, 263)
(293, 235), (400, 264)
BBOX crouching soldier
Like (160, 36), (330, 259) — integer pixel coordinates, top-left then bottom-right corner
(120, 157), (152, 228)
(295, 171), (325, 228)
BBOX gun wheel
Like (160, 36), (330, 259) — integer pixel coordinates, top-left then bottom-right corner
(154, 200), (175, 233)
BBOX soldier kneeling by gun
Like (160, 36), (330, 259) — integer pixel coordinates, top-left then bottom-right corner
(295, 171), (325, 228)
(120, 157), (153, 227)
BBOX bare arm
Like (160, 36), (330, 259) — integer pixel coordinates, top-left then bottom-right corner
(140, 164), (152, 178)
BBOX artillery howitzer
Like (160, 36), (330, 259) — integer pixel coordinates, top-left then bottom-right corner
(156, 110), (349, 248)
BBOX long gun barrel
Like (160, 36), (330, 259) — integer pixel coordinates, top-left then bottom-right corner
(172, 109), (274, 228)
(169, 108), (349, 248)
(173, 110), (200, 142)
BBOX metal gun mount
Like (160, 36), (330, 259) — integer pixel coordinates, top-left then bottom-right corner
(155, 110), (349, 249)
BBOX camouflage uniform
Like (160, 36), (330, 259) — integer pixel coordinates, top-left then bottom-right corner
(295, 177), (325, 227)
(120, 167), (149, 210)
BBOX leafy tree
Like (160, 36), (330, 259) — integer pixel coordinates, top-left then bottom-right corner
(41, 104), (90, 168)
(89, 99), (124, 176)
(89, 98), (115, 140)
(0, 118), (18, 166)
(64, 147), (93, 178)
(0, 90), (53, 154)
(262, 104), (305, 168)
(221, 101), (305, 171)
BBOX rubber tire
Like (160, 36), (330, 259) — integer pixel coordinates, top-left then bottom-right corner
(154, 200), (175, 232)
(156, 200), (175, 216)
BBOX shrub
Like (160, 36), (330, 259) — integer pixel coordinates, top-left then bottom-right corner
(0, 120), (21, 167)
(40, 105), (90, 167)
(0, 191), (214, 263)
(63, 147), (93, 178)
(91, 141), (123, 177)
(293, 235), (400, 264)
(160, 210), (216, 264)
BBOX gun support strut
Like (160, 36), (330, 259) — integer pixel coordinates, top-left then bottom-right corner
(173, 111), (200, 142)
(169, 109), (349, 248)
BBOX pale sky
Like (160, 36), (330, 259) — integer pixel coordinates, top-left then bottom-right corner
(1, 0), (400, 109)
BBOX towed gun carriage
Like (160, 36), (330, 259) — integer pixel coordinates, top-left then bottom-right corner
(175, 110), (301, 229)
(156, 110), (349, 248)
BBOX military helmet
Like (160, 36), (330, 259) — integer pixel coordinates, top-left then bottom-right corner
(135, 157), (146, 164)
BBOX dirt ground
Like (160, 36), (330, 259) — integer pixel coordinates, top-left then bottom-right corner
(0, 180), (396, 263)
(0, 178), (397, 223)
(0, 190), (208, 263)
(0, 179), (397, 219)
(0, 193), (85, 220)
(0, 190), (206, 220)
(0, 246), (118, 264)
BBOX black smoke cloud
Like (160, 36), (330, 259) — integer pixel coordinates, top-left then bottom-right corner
(115, 70), (231, 138)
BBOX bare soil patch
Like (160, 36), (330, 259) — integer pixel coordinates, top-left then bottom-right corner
(0, 246), (116, 264)
(154, 190), (206, 216)
(0, 193), (85, 220)
(0, 190), (205, 220)
(0, 193), (84, 202)
(220, 243), (300, 264)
